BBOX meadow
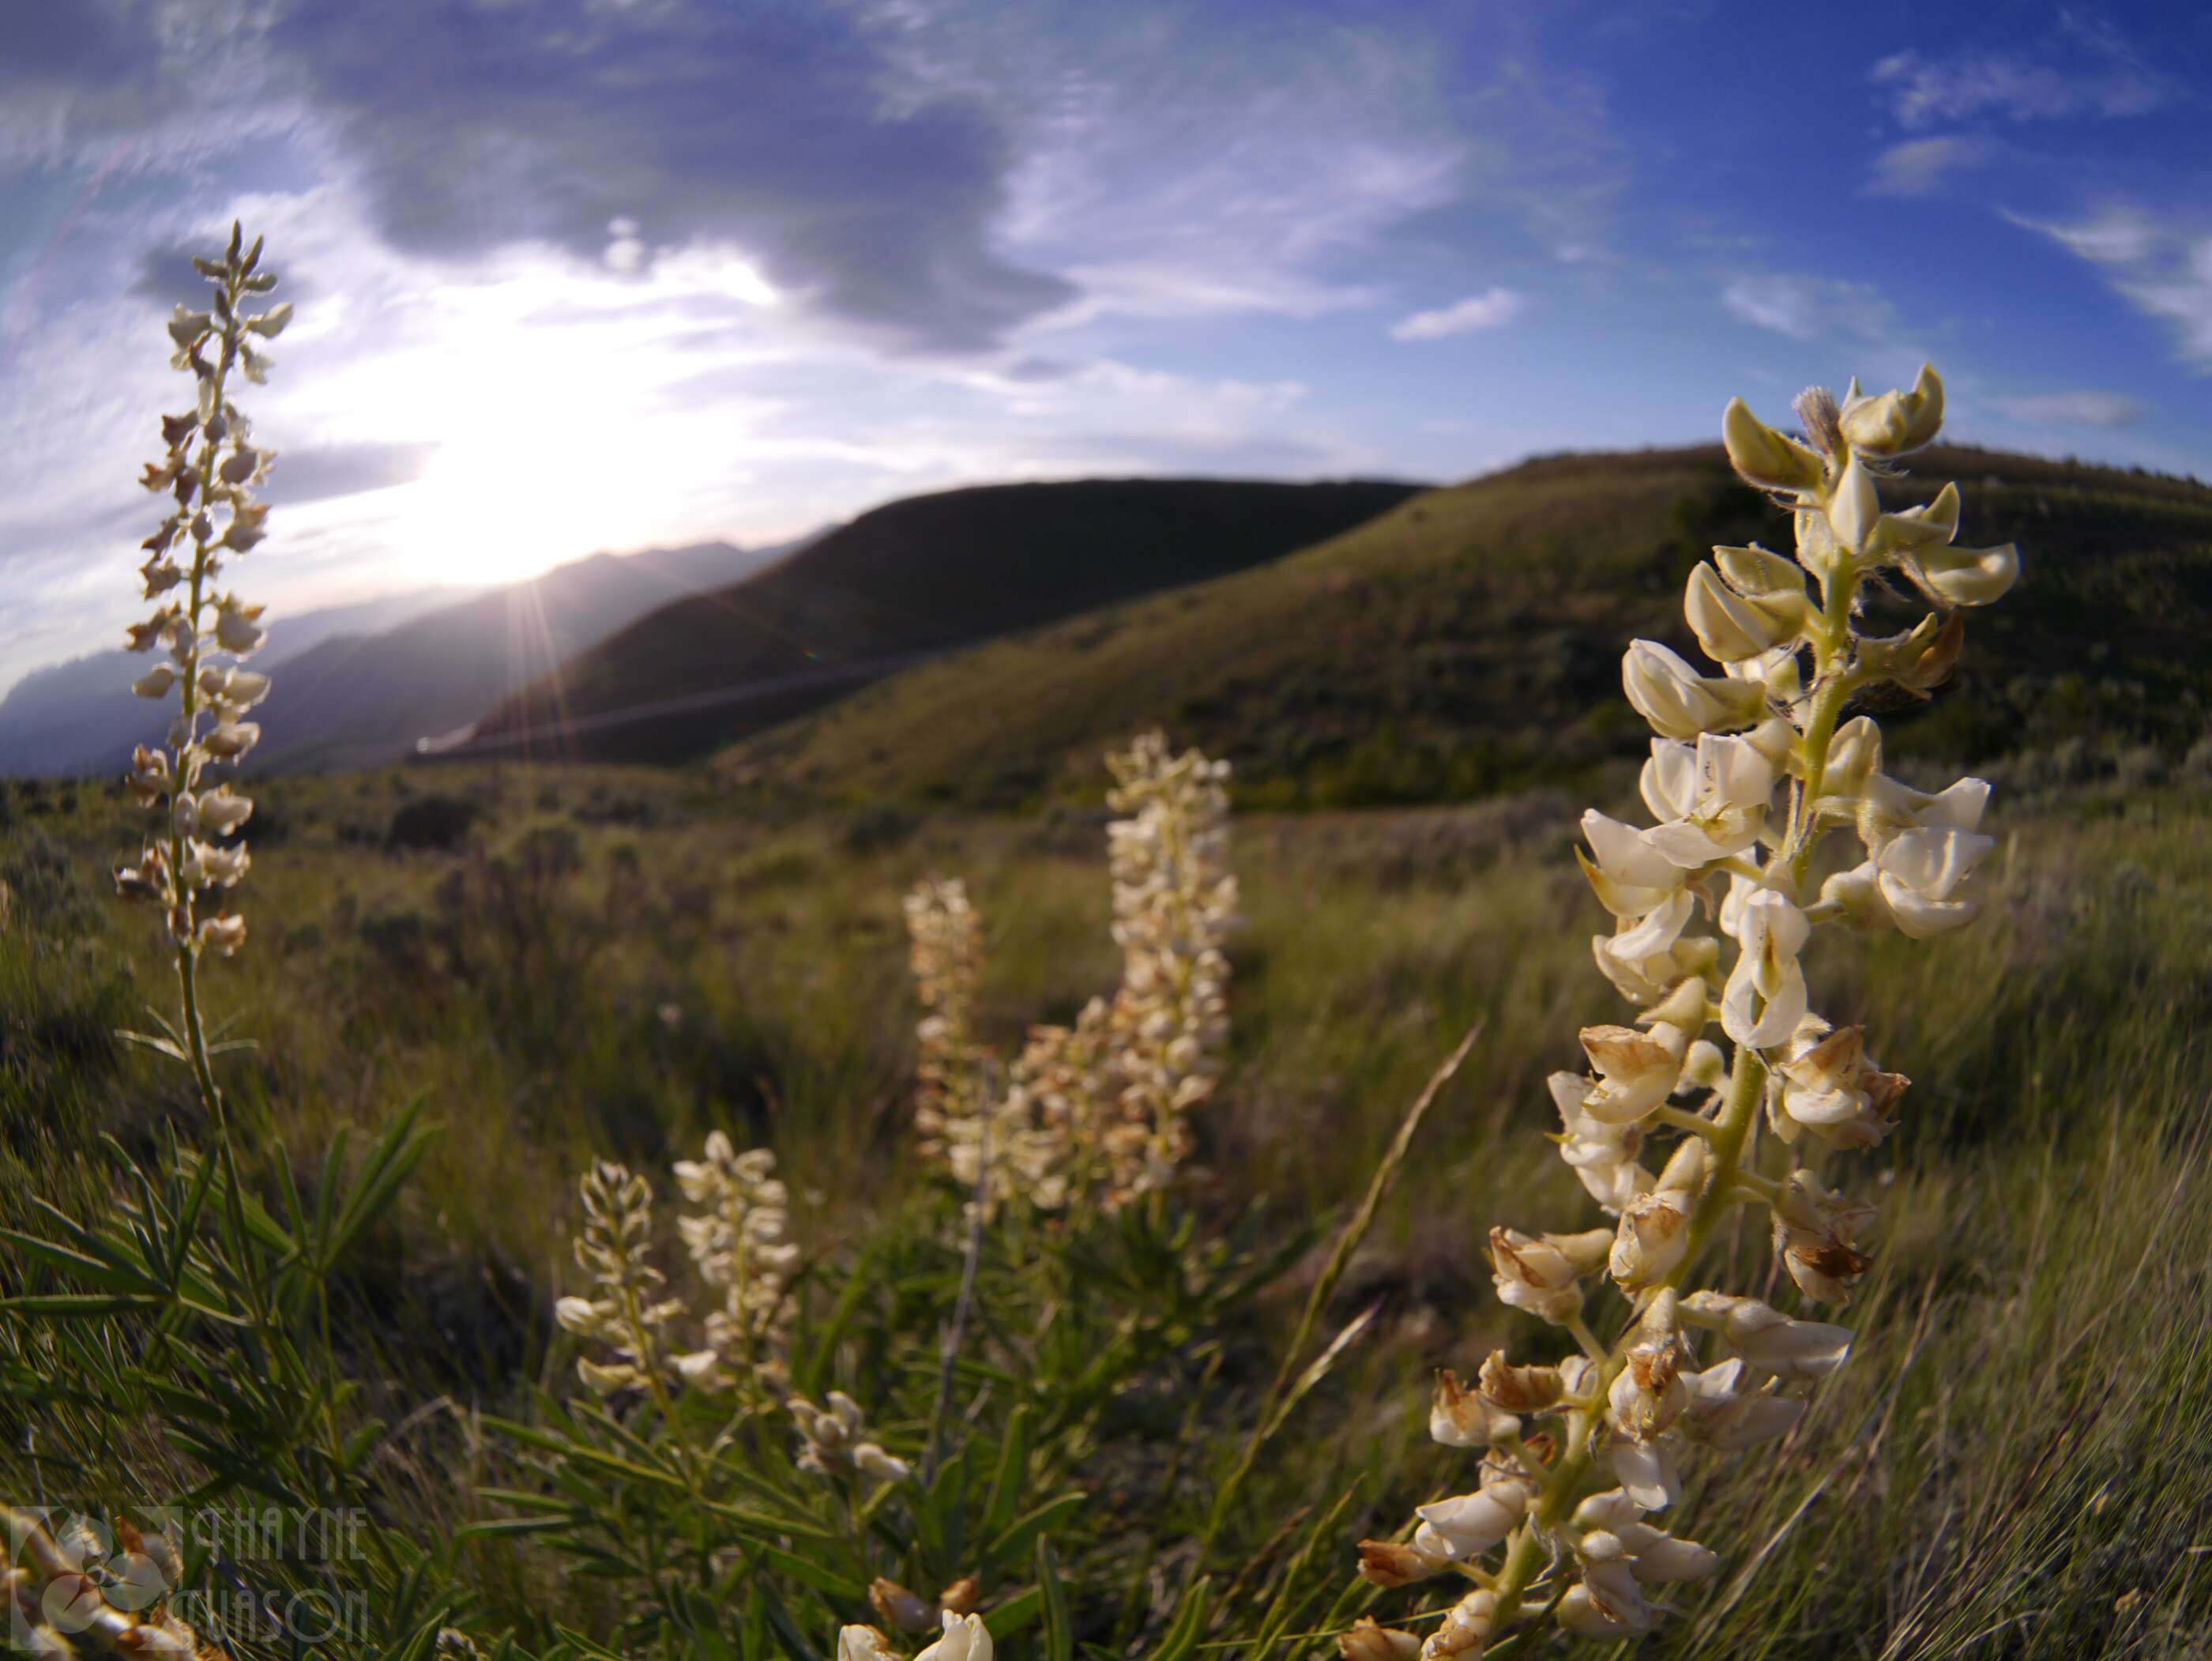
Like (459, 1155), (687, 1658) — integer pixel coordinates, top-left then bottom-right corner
(6, 733), (2210, 1658)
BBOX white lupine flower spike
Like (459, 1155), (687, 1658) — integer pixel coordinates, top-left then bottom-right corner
(916, 732), (1239, 1214)
(109, 223), (284, 1121)
(1356, 363), (2016, 1648)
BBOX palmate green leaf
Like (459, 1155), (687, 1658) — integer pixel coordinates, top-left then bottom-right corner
(985, 1493), (1086, 1564)
(115, 1026), (192, 1061)
(317, 1124), (352, 1247)
(454, 1515), (578, 1541)
(982, 1403), (1034, 1545)
(680, 1587), (740, 1661)
(0, 1292), (167, 1316)
(917, 1437), (975, 1565)
(740, 1584), (769, 1661)
(1149, 1575), (1215, 1661)
(795, 1241), (881, 1399)
(480, 1414), (690, 1493)
(552, 1624), (632, 1660)
(753, 1543), (864, 1599)
(1247, 1493), (1356, 1657)
(476, 1486), (586, 1515)
(756, 1583), (824, 1661)
(703, 1498), (841, 1547)
(325, 1095), (436, 1267)
(982, 1584), (1043, 1642)
(0, 1227), (163, 1294)
(1036, 1536), (1073, 1661)
(374, 1606), (453, 1661)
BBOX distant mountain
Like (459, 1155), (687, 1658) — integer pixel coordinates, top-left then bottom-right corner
(247, 540), (788, 772)
(0, 585), (472, 779)
(458, 478), (1425, 763)
(0, 540), (784, 778)
(717, 446), (2212, 808)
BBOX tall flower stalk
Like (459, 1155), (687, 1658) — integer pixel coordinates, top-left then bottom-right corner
(1354, 365), (2018, 1654)
(114, 221), (288, 1125)
(903, 733), (1238, 1214)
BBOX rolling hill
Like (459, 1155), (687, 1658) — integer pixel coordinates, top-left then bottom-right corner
(457, 478), (1425, 763)
(717, 445), (2212, 808)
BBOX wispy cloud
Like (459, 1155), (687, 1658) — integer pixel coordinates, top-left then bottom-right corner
(1860, 135), (1998, 198)
(2011, 207), (2212, 371)
(1869, 27), (2178, 130)
(1986, 390), (2144, 426)
(1390, 287), (1525, 341)
(1721, 275), (1895, 343)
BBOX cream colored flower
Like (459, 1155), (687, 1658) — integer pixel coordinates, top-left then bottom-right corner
(1839, 364), (1943, 456)
(1774, 1021), (1907, 1148)
(1576, 1021), (1691, 1124)
(1418, 1589), (1494, 1660)
(1638, 733), (1778, 868)
(1607, 1338), (1688, 1441)
(1590, 928), (1717, 1007)
(1680, 1290), (1852, 1380)
(1489, 1226), (1611, 1324)
(1826, 452), (1881, 556)
(1680, 1358), (1804, 1449)
(1559, 1554), (1662, 1638)
(1339, 1616), (1421, 1661)
(1874, 826), (1994, 937)
(1771, 1169), (1876, 1305)
(1621, 640), (1766, 740)
(1721, 396), (1823, 492)
(1413, 1480), (1532, 1561)
(1605, 1429), (1683, 1512)
(1430, 1366), (1516, 1447)
(913, 1612), (991, 1661)
(839, 1627), (901, 1661)
(195, 913), (246, 956)
(1683, 558), (1806, 663)
(1608, 1146), (1703, 1292)
(1720, 885), (1808, 1047)
(1355, 1539), (1449, 1588)
(1549, 1072), (1653, 1215)
(213, 596), (266, 656)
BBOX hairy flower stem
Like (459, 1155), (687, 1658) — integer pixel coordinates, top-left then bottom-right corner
(1485, 1046), (1772, 1626)
(619, 1280), (704, 1495)
(170, 335), (234, 1134)
(1487, 567), (1861, 1635)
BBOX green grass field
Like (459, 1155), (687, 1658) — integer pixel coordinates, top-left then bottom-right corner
(6, 740), (2208, 1657)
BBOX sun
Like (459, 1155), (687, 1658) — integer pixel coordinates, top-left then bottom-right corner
(389, 330), (650, 588)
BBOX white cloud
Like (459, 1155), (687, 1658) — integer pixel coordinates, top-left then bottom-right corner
(1860, 135), (1997, 198)
(1869, 33), (2176, 130)
(1986, 390), (2144, 426)
(1721, 275), (1896, 344)
(1390, 288), (1526, 341)
(2011, 208), (2212, 371)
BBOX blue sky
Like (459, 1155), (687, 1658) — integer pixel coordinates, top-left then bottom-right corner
(2, 0), (2207, 691)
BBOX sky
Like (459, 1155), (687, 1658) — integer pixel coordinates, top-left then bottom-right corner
(3, 0), (2209, 692)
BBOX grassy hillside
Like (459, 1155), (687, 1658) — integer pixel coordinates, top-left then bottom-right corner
(727, 445), (2212, 808)
(462, 477), (1423, 763)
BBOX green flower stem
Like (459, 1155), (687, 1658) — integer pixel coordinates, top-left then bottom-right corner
(1484, 543), (1867, 1637)
(1484, 1047), (1770, 1627)
(169, 294), (235, 1136)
